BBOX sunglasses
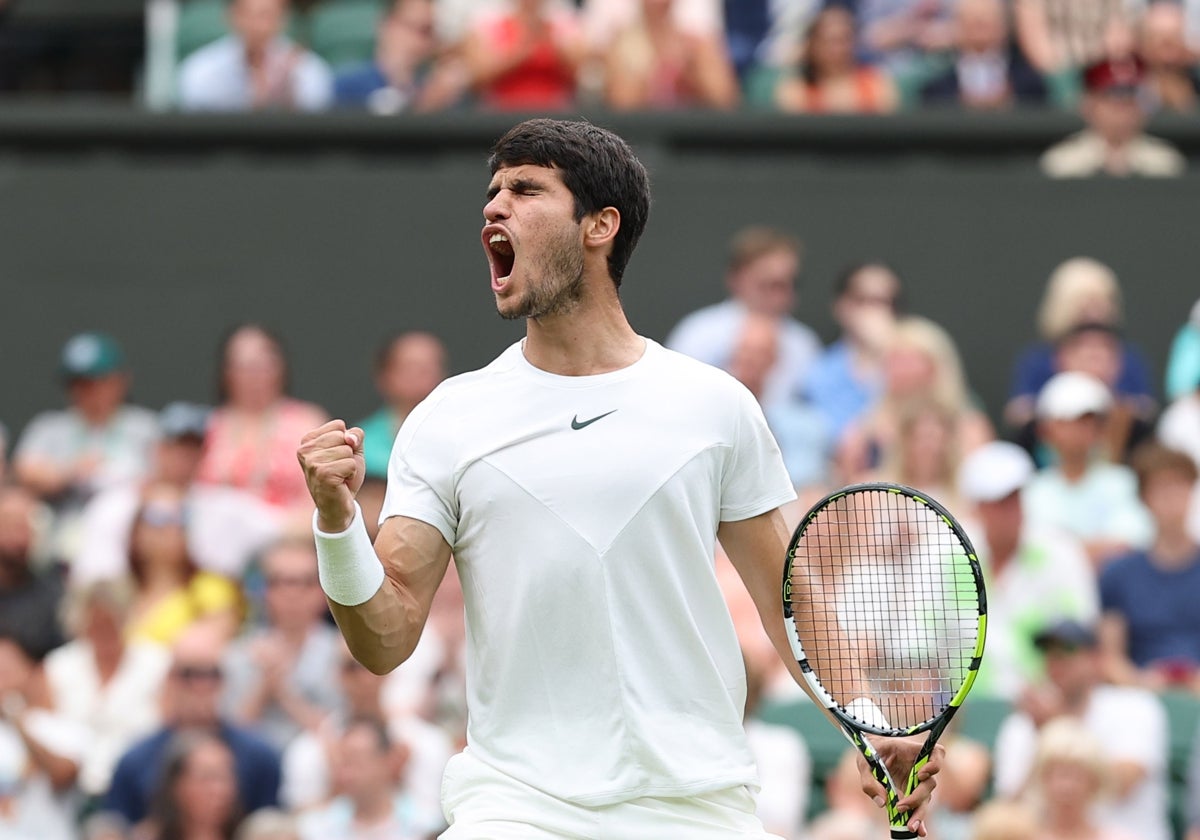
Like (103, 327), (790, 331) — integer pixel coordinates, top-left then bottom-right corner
(265, 574), (320, 589)
(139, 503), (187, 528)
(173, 665), (223, 681)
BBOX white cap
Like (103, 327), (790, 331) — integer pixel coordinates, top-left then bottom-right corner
(958, 441), (1034, 503)
(1036, 371), (1112, 420)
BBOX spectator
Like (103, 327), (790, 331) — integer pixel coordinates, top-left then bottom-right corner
(1014, 0), (1135, 74)
(0, 485), (65, 661)
(1099, 443), (1200, 689)
(837, 315), (993, 483)
(722, 0), (819, 90)
(333, 0), (464, 113)
(0, 634), (87, 840)
(280, 641), (452, 826)
(968, 799), (1039, 840)
(958, 441), (1097, 700)
(602, 0), (740, 110)
(125, 480), (243, 646)
(802, 261), (901, 446)
(775, 6), (899, 113)
(742, 648), (810, 839)
(76, 402), (282, 586)
(222, 537), (344, 751)
(1051, 321), (1155, 461)
(992, 617), (1170, 840)
(852, 0), (958, 82)
(460, 0), (583, 110)
(297, 717), (443, 840)
(1005, 257), (1155, 442)
(45, 579), (171, 803)
(136, 730), (244, 840)
(920, 0), (1048, 109)
(1025, 718), (1138, 840)
(1139, 0), (1200, 112)
(876, 399), (967, 515)
(1165, 298), (1200, 404)
(14, 331), (158, 562)
(665, 226), (821, 414)
(1157, 351), (1200, 543)
(807, 747), (888, 838)
(196, 324), (327, 520)
(925, 735), (991, 840)
(1023, 371), (1154, 566)
(1041, 56), (1187, 177)
(105, 625), (281, 825)
(356, 332), (447, 481)
(726, 312), (831, 490)
(177, 0), (334, 112)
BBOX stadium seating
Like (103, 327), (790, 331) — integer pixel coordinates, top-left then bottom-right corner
(307, 0), (384, 70)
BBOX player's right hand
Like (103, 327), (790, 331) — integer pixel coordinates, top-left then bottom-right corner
(297, 419), (366, 533)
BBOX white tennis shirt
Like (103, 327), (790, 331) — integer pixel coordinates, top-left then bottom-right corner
(380, 338), (796, 805)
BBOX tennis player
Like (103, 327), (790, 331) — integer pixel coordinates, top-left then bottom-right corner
(297, 118), (942, 838)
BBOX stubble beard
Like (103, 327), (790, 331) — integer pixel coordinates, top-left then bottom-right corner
(498, 229), (587, 321)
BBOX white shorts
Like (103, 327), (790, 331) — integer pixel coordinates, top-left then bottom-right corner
(439, 750), (784, 840)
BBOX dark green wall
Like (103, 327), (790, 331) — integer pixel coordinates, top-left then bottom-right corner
(1, 109), (1197, 440)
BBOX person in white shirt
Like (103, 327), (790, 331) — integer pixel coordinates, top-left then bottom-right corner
(1024, 371), (1154, 566)
(665, 226), (822, 415)
(177, 0), (333, 112)
(992, 618), (1170, 840)
(957, 441), (1098, 699)
(297, 119), (942, 838)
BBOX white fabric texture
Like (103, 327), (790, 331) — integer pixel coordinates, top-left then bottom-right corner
(314, 502), (386, 607)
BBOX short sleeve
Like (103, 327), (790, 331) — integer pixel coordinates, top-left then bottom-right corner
(13, 413), (62, 462)
(380, 400), (459, 547)
(719, 383), (797, 521)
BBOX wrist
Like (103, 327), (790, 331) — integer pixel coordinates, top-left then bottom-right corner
(313, 502), (385, 607)
(316, 499), (356, 534)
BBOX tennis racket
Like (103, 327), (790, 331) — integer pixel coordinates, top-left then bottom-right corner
(781, 483), (986, 839)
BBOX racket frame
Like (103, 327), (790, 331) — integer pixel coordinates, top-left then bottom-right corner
(780, 482), (987, 839)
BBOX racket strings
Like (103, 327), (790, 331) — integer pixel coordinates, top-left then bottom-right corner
(787, 489), (980, 731)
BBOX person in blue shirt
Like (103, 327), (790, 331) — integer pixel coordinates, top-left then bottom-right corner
(104, 626), (280, 825)
(334, 0), (458, 113)
(1098, 442), (1200, 691)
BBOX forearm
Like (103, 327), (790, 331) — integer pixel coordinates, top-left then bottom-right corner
(13, 459), (71, 497)
(17, 723), (78, 790)
(329, 580), (427, 675)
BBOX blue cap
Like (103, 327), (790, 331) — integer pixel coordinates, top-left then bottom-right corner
(60, 332), (125, 381)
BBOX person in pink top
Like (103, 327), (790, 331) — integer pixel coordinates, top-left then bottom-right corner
(196, 324), (327, 516)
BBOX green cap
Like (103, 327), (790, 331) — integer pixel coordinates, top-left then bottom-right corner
(60, 332), (125, 381)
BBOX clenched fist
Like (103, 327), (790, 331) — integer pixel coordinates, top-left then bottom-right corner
(297, 419), (366, 533)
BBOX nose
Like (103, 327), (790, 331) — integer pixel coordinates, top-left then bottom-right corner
(483, 190), (509, 223)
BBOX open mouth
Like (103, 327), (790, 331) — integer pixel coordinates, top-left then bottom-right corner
(484, 230), (515, 289)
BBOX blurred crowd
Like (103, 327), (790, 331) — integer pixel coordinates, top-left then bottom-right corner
(1, 238), (1199, 840)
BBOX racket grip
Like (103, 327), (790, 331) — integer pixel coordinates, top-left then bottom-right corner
(890, 829), (918, 839)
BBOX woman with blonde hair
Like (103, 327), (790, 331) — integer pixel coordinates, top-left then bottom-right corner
(1024, 718), (1137, 840)
(1005, 257), (1155, 437)
(839, 315), (993, 483)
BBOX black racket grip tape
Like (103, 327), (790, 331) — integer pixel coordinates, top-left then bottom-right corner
(891, 830), (918, 839)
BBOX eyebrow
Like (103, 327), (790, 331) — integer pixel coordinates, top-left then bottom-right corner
(486, 177), (545, 200)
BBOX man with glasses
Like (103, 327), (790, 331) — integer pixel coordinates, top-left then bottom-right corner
(222, 537), (345, 750)
(103, 624), (280, 825)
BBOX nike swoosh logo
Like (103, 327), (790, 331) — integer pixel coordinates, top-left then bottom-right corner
(571, 410), (617, 430)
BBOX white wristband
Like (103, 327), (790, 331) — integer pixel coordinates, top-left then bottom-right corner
(846, 697), (891, 730)
(312, 502), (385, 607)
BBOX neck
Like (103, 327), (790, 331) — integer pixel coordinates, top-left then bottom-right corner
(353, 789), (395, 823)
(521, 283), (643, 376)
(1152, 529), (1196, 567)
(92, 641), (124, 679)
(1058, 453), (1090, 482)
(986, 534), (1018, 573)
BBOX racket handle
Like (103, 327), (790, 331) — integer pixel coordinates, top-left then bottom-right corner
(890, 829), (918, 839)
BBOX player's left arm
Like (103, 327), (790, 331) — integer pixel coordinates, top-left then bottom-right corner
(718, 508), (943, 833)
